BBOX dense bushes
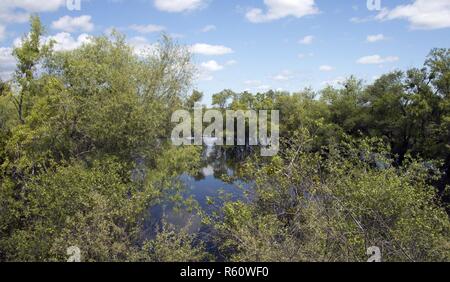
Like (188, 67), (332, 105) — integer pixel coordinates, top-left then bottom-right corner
(210, 135), (449, 261)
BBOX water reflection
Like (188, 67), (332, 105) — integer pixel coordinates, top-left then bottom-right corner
(144, 139), (250, 236)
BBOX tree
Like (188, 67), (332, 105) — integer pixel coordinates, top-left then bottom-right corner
(12, 16), (52, 123)
(321, 76), (368, 136)
(0, 79), (9, 96)
(186, 90), (203, 109)
(424, 48), (450, 197)
(425, 48), (450, 98)
(212, 89), (234, 109)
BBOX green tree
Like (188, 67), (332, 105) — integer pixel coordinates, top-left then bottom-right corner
(12, 16), (52, 123)
(186, 90), (204, 109)
(212, 89), (234, 109)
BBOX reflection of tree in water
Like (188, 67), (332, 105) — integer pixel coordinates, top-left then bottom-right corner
(194, 144), (255, 182)
(193, 171), (206, 181)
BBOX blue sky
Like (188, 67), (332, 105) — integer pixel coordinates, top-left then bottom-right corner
(0, 0), (449, 105)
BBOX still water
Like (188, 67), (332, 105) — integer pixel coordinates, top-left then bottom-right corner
(144, 138), (250, 235)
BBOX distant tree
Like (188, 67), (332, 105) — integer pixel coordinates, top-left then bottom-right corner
(321, 76), (368, 135)
(212, 89), (234, 109)
(425, 48), (450, 98)
(186, 90), (203, 109)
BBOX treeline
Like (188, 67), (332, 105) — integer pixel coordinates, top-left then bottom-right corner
(209, 50), (450, 199)
(0, 17), (449, 262)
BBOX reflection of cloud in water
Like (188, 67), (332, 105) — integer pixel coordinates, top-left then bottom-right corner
(143, 204), (202, 238)
(144, 143), (249, 238)
(201, 165), (214, 177)
(162, 208), (202, 234)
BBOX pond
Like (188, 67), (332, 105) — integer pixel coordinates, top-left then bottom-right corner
(143, 138), (251, 236)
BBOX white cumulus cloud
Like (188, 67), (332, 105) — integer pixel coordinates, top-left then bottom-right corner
(0, 47), (16, 80)
(319, 65), (334, 72)
(52, 15), (94, 33)
(299, 35), (314, 45)
(225, 60), (237, 66)
(272, 70), (293, 81)
(376, 0), (450, 30)
(190, 43), (233, 56)
(366, 34), (386, 43)
(154, 0), (205, 13)
(46, 32), (92, 52)
(246, 0), (319, 23)
(200, 60), (224, 72)
(129, 24), (166, 34)
(0, 0), (66, 23)
(357, 55), (399, 65)
(201, 25), (216, 32)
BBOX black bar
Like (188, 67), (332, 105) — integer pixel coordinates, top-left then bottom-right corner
(0, 262), (445, 281)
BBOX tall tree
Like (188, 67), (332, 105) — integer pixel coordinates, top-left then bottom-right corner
(12, 16), (52, 123)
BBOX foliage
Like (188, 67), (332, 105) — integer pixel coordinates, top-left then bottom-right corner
(0, 17), (448, 262)
(0, 17), (202, 262)
(210, 132), (450, 262)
